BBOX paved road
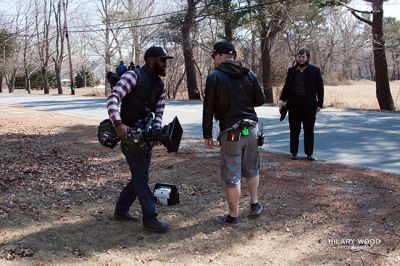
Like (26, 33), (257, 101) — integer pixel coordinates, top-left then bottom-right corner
(1, 93), (399, 175)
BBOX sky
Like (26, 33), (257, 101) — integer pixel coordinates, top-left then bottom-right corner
(0, 0), (400, 20)
(348, 0), (400, 19)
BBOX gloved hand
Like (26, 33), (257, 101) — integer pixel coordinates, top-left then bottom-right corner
(278, 100), (286, 110)
(151, 127), (162, 137)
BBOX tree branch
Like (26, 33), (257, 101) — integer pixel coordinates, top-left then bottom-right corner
(338, 1), (373, 14)
(351, 10), (372, 26)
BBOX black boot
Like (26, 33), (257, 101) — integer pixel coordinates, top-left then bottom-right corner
(113, 211), (139, 222)
(143, 219), (170, 233)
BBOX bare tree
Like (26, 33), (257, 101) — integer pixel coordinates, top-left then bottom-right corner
(3, 1), (25, 93)
(63, 0), (75, 94)
(34, 0), (53, 94)
(123, 0), (156, 65)
(255, 0), (286, 103)
(53, 0), (66, 94)
(203, 0), (249, 42)
(0, 29), (17, 93)
(21, 2), (40, 93)
(182, 0), (201, 100)
(347, 0), (395, 110)
(89, 0), (124, 95)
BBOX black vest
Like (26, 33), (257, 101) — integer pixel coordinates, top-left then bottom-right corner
(120, 65), (164, 127)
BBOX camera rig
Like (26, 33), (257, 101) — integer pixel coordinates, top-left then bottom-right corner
(98, 111), (183, 153)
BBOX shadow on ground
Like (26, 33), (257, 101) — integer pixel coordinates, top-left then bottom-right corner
(0, 122), (399, 264)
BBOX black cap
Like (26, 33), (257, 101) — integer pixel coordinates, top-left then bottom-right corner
(144, 46), (174, 60)
(212, 41), (236, 57)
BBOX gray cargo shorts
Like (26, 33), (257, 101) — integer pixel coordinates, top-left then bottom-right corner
(220, 125), (260, 187)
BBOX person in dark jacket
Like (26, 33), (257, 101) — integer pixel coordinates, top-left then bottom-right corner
(116, 60), (128, 77)
(279, 48), (324, 161)
(107, 47), (173, 233)
(202, 41), (265, 227)
(128, 61), (135, 70)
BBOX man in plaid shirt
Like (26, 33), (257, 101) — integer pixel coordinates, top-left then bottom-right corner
(107, 46), (173, 233)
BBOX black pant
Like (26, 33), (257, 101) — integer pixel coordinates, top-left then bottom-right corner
(288, 96), (316, 156)
(115, 146), (157, 223)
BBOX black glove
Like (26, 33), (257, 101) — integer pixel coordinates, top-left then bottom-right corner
(151, 127), (162, 136)
(257, 133), (265, 147)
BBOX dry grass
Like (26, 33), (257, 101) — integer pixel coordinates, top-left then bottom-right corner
(324, 80), (400, 110)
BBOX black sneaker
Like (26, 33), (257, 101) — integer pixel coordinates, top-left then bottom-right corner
(307, 155), (315, 161)
(250, 202), (264, 216)
(216, 215), (240, 227)
(113, 212), (139, 222)
(291, 154), (297, 160)
(143, 219), (170, 233)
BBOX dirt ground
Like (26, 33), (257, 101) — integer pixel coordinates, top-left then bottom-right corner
(0, 105), (399, 266)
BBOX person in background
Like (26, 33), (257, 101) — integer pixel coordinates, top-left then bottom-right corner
(116, 60), (128, 77)
(278, 48), (324, 161)
(128, 61), (135, 70)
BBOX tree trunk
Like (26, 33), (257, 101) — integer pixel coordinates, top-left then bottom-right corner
(104, 0), (111, 96)
(390, 54), (399, 80)
(53, 0), (65, 95)
(24, 76), (31, 94)
(371, 0), (394, 110)
(260, 20), (279, 104)
(368, 56), (375, 81)
(181, 0), (200, 100)
(35, 0), (52, 95)
(28, 78), (31, 93)
(42, 66), (49, 94)
(224, 22), (233, 42)
(222, 0), (233, 42)
(84, 68), (87, 88)
(9, 68), (16, 93)
(55, 65), (63, 94)
(25, 74), (32, 94)
(251, 27), (257, 72)
(64, 0), (74, 95)
(66, 30), (74, 95)
(173, 69), (186, 99)
(0, 45), (4, 93)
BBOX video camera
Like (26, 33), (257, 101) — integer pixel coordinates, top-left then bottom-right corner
(98, 110), (183, 153)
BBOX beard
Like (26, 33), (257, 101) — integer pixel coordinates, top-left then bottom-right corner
(154, 63), (166, 77)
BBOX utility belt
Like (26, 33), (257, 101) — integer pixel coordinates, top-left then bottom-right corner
(220, 119), (265, 146)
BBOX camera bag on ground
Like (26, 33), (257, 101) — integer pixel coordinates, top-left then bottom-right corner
(153, 183), (179, 205)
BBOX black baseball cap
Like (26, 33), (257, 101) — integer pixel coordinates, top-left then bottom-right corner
(212, 41), (237, 57)
(144, 46), (174, 60)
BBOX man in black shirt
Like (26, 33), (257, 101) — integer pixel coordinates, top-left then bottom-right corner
(279, 49), (324, 161)
(202, 41), (265, 226)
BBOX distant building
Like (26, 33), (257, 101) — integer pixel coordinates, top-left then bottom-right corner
(61, 79), (71, 88)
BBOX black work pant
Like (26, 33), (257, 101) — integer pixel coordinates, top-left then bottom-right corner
(288, 96), (316, 156)
(115, 146), (157, 224)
